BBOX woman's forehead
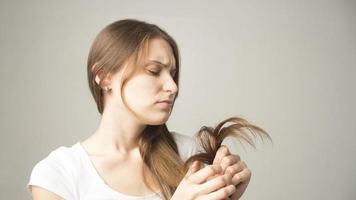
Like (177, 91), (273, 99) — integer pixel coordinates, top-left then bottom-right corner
(143, 38), (176, 68)
(144, 59), (176, 71)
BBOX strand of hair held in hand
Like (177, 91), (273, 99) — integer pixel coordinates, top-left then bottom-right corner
(183, 116), (272, 172)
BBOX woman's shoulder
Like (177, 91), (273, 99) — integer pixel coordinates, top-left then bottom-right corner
(33, 143), (82, 169)
(27, 143), (82, 199)
(170, 131), (200, 161)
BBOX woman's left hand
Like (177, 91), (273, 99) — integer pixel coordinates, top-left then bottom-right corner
(212, 145), (252, 200)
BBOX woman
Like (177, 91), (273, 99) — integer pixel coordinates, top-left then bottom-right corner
(28, 19), (269, 200)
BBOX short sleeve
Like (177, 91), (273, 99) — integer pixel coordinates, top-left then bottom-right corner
(27, 149), (76, 199)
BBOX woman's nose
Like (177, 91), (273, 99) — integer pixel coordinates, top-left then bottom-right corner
(163, 75), (178, 95)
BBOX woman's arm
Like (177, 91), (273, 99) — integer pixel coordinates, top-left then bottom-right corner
(31, 186), (64, 200)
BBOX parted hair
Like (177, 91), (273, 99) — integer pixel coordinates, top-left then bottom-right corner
(87, 18), (271, 200)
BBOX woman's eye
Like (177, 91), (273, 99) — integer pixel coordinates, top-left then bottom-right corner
(148, 70), (160, 75)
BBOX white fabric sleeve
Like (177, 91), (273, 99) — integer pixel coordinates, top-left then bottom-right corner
(27, 150), (76, 199)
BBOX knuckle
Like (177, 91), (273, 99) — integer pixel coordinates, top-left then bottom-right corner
(219, 176), (226, 182)
(221, 146), (229, 154)
(217, 176), (226, 186)
(217, 145), (228, 156)
(205, 166), (217, 177)
(221, 157), (231, 165)
(225, 166), (233, 174)
(235, 173), (242, 182)
(235, 154), (241, 160)
(207, 165), (215, 174)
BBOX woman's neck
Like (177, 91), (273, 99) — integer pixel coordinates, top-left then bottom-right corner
(83, 105), (146, 155)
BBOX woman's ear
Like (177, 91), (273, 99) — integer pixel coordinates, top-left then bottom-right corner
(95, 74), (112, 93)
(95, 74), (111, 89)
(92, 63), (112, 88)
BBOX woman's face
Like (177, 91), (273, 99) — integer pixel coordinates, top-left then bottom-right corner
(109, 38), (178, 125)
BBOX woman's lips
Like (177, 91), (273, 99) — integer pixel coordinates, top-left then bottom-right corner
(156, 101), (173, 109)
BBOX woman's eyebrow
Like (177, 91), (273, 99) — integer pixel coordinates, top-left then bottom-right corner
(147, 60), (176, 71)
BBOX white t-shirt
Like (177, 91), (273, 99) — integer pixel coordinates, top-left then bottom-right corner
(27, 132), (200, 200)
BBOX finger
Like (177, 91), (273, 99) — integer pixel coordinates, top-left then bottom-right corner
(206, 173), (220, 181)
(189, 164), (222, 184)
(196, 184), (236, 200)
(206, 162), (238, 182)
(220, 155), (240, 173)
(230, 164), (251, 199)
(224, 162), (242, 176)
(213, 145), (230, 165)
(208, 158), (242, 182)
(232, 168), (252, 186)
(231, 181), (249, 200)
(198, 173), (233, 195)
(185, 161), (201, 177)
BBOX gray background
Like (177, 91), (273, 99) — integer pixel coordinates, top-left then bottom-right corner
(1, 0), (355, 199)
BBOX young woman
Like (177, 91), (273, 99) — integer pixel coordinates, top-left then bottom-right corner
(28, 19), (270, 200)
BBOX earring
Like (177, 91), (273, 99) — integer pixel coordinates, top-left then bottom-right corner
(103, 87), (112, 93)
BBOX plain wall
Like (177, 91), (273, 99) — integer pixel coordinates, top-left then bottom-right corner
(0, 0), (355, 199)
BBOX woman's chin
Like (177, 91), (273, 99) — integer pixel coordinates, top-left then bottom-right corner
(147, 115), (170, 125)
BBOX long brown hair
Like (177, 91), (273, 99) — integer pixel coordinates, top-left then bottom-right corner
(87, 19), (272, 200)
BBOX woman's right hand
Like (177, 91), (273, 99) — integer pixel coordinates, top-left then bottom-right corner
(171, 161), (236, 200)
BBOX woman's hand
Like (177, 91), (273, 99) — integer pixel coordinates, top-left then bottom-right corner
(171, 161), (236, 200)
(212, 145), (252, 200)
